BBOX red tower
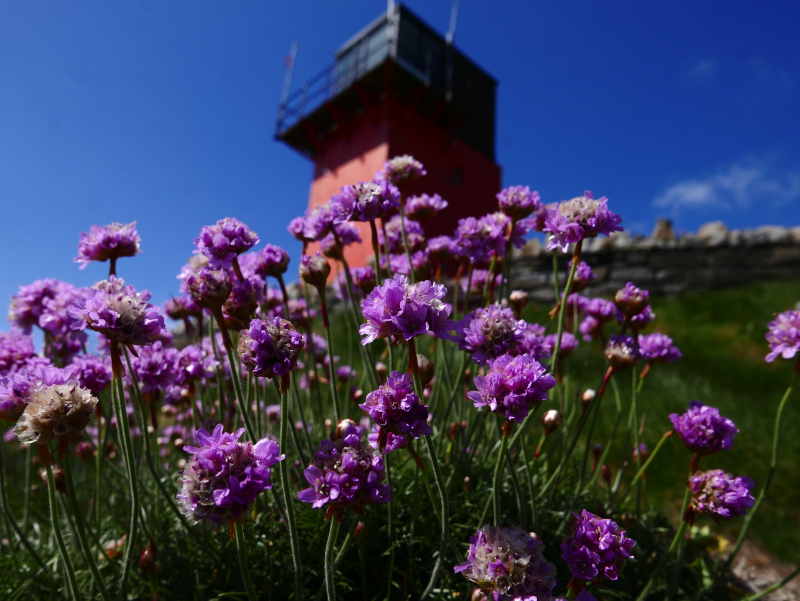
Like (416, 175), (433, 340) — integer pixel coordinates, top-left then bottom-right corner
(276, 5), (502, 269)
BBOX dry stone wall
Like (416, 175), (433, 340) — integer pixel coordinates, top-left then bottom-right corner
(510, 221), (800, 302)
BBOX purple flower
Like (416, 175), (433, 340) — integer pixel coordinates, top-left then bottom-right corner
(337, 180), (401, 222)
(454, 525), (557, 601)
(238, 317), (304, 379)
(359, 371), (431, 439)
(0, 362), (70, 422)
(614, 282), (650, 318)
(579, 316), (602, 342)
(544, 191), (624, 252)
(509, 327), (549, 361)
(254, 244), (290, 279)
(299, 253), (331, 289)
(177, 344), (218, 382)
(66, 354), (112, 395)
(0, 331), (36, 376)
(378, 155), (426, 186)
(194, 218), (259, 271)
(688, 469), (755, 520)
(131, 341), (180, 394)
(428, 236), (457, 262)
(572, 262), (596, 293)
(163, 295), (202, 320)
(584, 298), (619, 322)
(461, 269), (502, 296)
(560, 509), (635, 582)
(379, 215), (425, 254)
(405, 193), (448, 221)
(177, 424), (284, 527)
(186, 267), (232, 309)
(298, 423), (390, 513)
(9, 279), (77, 334)
(628, 305), (655, 330)
(604, 334), (640, 370)
(385, 250), (431, 280)
(543, 332), (579, 359)
(366, 423), (409, 453)
(74, 222), (141, 269)
(70, 277), (167, 347)
(765, 310), (800, 363)
(320, 222), (362, 260)
(497, 185), (542, 220)
(360, 275), (454, 345)
(468, 354), (556, 422)
(669, 401), (738, 456)
(638, 333), (682, 363)
(456, 304), (525, 365)
(454, 216), (502, 265)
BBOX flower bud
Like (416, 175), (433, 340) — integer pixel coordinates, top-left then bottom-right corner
(139, 545), (157, 575)
(186, 267), (232, 309)
(541, 409), (563, 432)
(417, 354), (435, 388)
(354, 521), (367, 539)
(614, 282), (650, 317)
(582, 389), (596, 407)
(601, 464), (612, 484)
(75, 441), (95, 461)
(335, 418), (357, 440)
(222, 279), (258, 324)
(447, 421), (459, 441)
(463, 476), (471, 491)
(39, 465), (67, 493)
(299, 253), (331, 289)
(632, 443), (649, 462)
(592, 443), (603, 461)
(604, 335), (640, 371)
(508, 290), (529, 317)
(375, 362), (388, 382)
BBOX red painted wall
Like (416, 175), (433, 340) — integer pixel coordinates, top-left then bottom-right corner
(304, 95), (502, 272)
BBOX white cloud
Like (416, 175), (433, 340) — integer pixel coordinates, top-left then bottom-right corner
(653, 157), (800, 214)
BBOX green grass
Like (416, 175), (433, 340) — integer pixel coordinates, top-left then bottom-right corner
(523, 277), (800, 563)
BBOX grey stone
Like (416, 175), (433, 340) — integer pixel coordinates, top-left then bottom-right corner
(652, 218), (677, 242)
(751, 225), (791, 245)
(698, 221), (729, 246)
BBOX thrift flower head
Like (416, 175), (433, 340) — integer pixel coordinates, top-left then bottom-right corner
(164, 295), (202, 320)
(320, 222), (362, 260)
(238, 317), (304, 379)
(14, 382), (98, 446)
(560, 509), (635, 582)
(131, 341), (179, 394)
(638, 333), (682, 363)
(670, 401), (738, 456)
(543, 332), (579, 359)
(629, 305), (655, 330)
(0, 362), (68, 422)
(604, 335), (640, 370)
(379, 155), (426, 185)
(454, 525), (557, 601)
(299, 253), (331, 289)
(298, 423), (390, 514)
(338, 180), (401, 222)
(584, 298), (619, 323)
(360, 275), (454, 345)
(0, 331), (36, 376)
(74, 222), (141, 270)
(359, 371), (431, 439)
(468, 354), (556, 422)
(765, 309), (800, 363)
(9, 279), (76, 334)
(572, 262), (596, 293)
(222, 278), (258, 326)
(70, 277), (167, 346)
(386, 250), (431, 280)
(497, 185), (542, 221)
(67, 354), (112, 395)
(544, 191), (623, 252)
(254, 244), (290, 278)
(379, 215), (425, 253)
(186, 268), (232, 309)
(429, 236), (457, 262)
(510, 328), (549, 361)
(194, 218), (259, 270)
(508, 290), (529, 315)
(454, 216), (503, 264)
(614, 282), (650, 317)
(456, 304), (526, 365)
(689, 469), (755, 520)
(405, 193), (448, 221)
(177, 424), (283, 527)
(367, 423), (409, 453)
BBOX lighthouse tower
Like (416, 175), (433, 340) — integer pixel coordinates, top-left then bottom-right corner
(276, 4), (501, 268)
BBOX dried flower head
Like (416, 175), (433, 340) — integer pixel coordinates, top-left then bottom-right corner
(379, 155), (427, 186)
(186, 268), (232, 309)
(688, 469), (755, 520)
(14, 382), (98, 446)
(74, 222), (141, 270)
(560, 509), (635, 582)
(176, 424), (283, 527)
(669, 401), (738, 456)
(604, 334), (640, 370)
(300, 252), (331, 289)
(238, 317), (304, 379)
(455, 525), (557, 601)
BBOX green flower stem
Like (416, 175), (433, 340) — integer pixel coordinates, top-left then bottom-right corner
(492, 425), (510, 525)
(40, 446), (81, 601)
(482, 254), (497, 306)
(551, 253), (560, 306)
(630, 367), (644, 513)
(93, 402), (104, 524)
(319, 288), (341, 423)
(234, 521), (257, 601)
(369, 220), (384, 287)
(725, 371), (797, 570)
(213, 309), (257, 442)
(738, 565), (800, 601)
(461, 265), (474, 318)
(22, 444), (31, 530)
(385, 454), (395, 601)
(616, 430), (673, 507)
(0, 442), (50, 577)
(324, 517), (341, 601)
(111, 343), (140, 601)
(398, 206), (415, 283)
(63, 453), (112, 601)
(276, 380), (304, 601)
(549, 241), (582, 374)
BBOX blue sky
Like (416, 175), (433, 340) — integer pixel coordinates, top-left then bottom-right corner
(1, 0), (799, 314)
